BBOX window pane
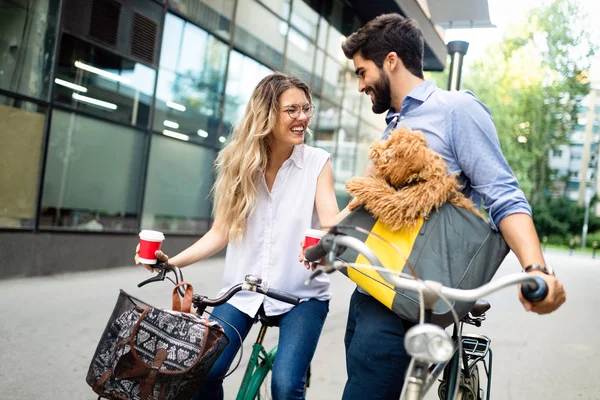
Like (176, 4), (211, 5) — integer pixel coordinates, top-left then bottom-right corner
(259, 0), (291, 17)
(40, 110), (145, 231)
(326, 25), (346, 63)
(0, 0), (59, 100)
(0, 95), (46, 228)
(360, 97), (387, 132)
(142, 134), (215, 234)
(167, 0), (235, 41)
(154, 14), (228, 146)
(284, 29), (315, 84)
(312, 49), (325, 93)
(355, 122), (381, 176)
(291, 0), (319, 38)
(342, 65), (361, 115)
(322, 55), (345, 100)
(314, 100), (345, 205)
(334, 110), (358, 188)
(317, 17), (328, 49)
(222, 51), (273, 137)
(159, 13), (184, 72)
(314, 99), (339, 155)
(53, 34), (156, 128)
(234, 0), (287, 69)
(304, 96), (320, 147)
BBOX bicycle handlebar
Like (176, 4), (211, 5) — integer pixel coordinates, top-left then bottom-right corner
(137, 262), (300, 307)
(304, 233), (549, 304)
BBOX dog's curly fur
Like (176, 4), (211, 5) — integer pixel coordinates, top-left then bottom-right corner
(346, 127), (481, 231)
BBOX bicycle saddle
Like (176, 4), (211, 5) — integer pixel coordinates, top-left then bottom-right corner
(469, 299), (491, 317)
(256, 306), (280, 327)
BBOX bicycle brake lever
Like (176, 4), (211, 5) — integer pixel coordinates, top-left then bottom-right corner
(137, 268), (167, 288)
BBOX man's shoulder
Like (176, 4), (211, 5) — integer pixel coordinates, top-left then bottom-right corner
(433, 87), (479, 106)
(432, 89), (492, 117)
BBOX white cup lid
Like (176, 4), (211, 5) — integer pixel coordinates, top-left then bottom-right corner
(139, 230), (165, 241)
(305, 228), (326, 238)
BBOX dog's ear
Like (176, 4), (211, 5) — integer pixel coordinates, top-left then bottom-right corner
(369, 140), (388, 166)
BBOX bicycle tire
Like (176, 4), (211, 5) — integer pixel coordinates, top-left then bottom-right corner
(438, 364), (481, 400)
(456, 364), (480, 400)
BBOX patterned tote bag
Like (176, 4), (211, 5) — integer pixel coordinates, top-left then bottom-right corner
(86, 282), (229, 400)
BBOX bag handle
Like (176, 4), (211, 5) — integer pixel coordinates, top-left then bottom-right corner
(172, 281), (194, 313)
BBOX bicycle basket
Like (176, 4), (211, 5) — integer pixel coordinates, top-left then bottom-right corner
(86, 284), (229, 400)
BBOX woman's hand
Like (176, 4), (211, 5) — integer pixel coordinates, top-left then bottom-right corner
(134, 243), (170, 272)
(299, 239), (321, 271)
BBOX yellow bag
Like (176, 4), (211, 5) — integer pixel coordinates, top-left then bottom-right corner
(334, 203), (509, 327)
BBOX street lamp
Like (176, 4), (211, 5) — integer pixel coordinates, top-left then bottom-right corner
(447, 41), (469, 91)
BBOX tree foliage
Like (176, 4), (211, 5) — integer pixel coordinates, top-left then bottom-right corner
(531, 195), (600, 242)
(460, 0), (597, 203)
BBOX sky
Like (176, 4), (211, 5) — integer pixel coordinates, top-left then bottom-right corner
(443, 0), (600, 65)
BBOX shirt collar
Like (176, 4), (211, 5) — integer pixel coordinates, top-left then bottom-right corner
(385, 80), (438, 125)
(289, 144), (304, 168)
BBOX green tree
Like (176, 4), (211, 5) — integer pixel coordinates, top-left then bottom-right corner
(461, 0), (596, 203)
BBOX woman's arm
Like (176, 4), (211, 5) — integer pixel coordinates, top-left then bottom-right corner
(315, 159), (342, 229)
(136, 211), (229, 270)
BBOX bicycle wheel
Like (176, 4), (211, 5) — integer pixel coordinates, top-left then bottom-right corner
(456, 364), (480, 400)
(438, 364), (480, 400)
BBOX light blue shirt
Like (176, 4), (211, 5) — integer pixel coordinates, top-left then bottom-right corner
(382, 80), (531, 230)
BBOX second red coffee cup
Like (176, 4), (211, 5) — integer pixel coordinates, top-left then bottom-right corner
(303, 229), (326, 258)
(138, 230), (165, 264)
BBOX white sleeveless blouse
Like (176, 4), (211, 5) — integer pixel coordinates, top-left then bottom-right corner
(218, 144), (332, 317)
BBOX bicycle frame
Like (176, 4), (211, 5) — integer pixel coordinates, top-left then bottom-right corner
(236, 322), (277, 400)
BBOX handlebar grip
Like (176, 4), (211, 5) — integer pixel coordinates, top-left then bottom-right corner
(520, 276), (549, 303)
(265, 288), (301, 305)
(304, 240), (328, 263)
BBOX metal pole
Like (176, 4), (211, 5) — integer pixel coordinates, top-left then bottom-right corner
(582, 198), (590, 249)
(447, 41), (470, 91)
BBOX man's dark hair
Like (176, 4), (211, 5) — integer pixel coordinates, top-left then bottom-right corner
(342, 13), (425, 79)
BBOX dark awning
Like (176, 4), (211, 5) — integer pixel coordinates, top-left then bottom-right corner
(348, 0), (492, 71)
(427, 0), (495, 29)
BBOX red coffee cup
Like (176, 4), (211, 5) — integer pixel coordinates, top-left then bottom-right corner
(303, 229), (326, 259)
(138, 230), (165, 264)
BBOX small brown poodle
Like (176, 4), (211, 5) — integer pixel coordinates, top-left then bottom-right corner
(346, 127), (481, 231)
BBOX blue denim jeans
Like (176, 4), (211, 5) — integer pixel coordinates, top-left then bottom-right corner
(342, 288), (414, 400)
(193, 299), (329, 400)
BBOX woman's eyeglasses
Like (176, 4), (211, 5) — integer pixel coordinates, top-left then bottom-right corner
(283, 104), (315, 119)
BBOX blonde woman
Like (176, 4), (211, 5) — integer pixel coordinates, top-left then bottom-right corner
(135, 73), (339, 399)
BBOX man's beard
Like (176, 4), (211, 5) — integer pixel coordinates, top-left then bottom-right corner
(370, 71), (392, 114)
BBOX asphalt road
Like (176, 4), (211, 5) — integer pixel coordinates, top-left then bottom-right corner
(0, 250), (597, 399)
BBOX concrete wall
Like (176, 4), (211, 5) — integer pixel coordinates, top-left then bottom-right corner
(0, 231), (222, 279)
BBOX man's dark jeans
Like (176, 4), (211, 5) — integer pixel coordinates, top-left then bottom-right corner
(342, 288), (414, 400)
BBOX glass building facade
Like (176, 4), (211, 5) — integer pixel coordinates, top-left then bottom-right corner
(1, 0), (390, 235)
(1, 0), (451, 277)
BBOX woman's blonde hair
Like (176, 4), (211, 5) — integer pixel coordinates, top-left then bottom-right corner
(213, 72), (312, 242)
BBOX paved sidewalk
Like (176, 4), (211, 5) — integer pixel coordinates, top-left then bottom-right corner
(1, 251), (598, 399)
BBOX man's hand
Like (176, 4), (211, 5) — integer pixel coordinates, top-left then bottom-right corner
(519, 271), (566, 314)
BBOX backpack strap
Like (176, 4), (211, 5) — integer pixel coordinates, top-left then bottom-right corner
(139, 348), (169, 400)
(172, 281), (194, 314)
